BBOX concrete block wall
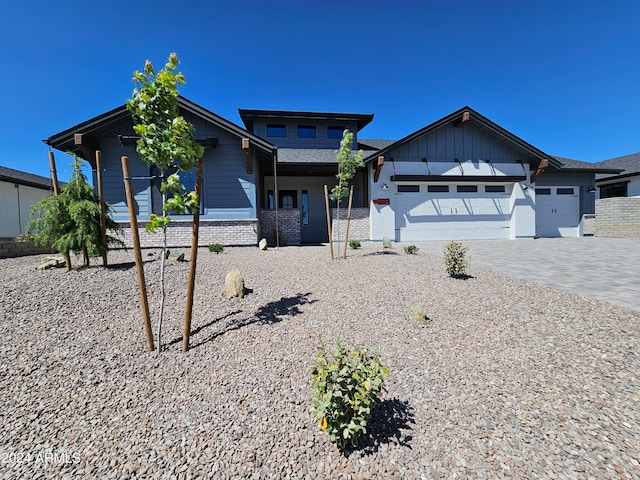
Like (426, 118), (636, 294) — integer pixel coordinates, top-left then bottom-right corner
(119, 219), (259, 248)
(595, 197), (640, 239)
(259, 209), (301, 246)
(0, 240), (55, 259)
(331, 207), (370, 241)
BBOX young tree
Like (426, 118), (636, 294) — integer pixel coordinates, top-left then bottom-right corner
(126, 53), (204, 353)
(28, 156), (124, 269)
(330, 130), (363, 258)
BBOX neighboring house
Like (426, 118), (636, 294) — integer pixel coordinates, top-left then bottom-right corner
(0, 166), (56, 239)
(594, 152), (640, 198)
(44, 100), (616, 246)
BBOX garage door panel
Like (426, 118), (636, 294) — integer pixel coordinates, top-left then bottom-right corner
(535, 186), (579, 238)
(394, 187), (512, 241)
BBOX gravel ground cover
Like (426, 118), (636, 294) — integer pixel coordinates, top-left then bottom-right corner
(1, 244), (639, 479)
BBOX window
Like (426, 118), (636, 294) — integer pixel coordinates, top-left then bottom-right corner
(151, 165), (203, 215)
(267, 190), (298, 209)
(535, 188), (551, 195)
(557, 187), (575, 195)
(398, 185), (420, 193)
(301, 190), (309, 227)
(428, 185), (449, 193)
(485, 185), (506, 193)
(457, 185), (478, 193)
(600, 182), (628, 199)
(267, 125), (286, 137)
(297, 125), (316, 138)
(327, 126), (345, 139)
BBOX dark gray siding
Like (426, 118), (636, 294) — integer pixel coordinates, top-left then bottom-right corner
(389, 122), (526, 162)
(252, 119), (361, 149)
(536, 170), (596, 216)
(97, 115), (257, 222)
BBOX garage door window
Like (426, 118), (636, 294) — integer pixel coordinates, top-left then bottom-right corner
(485, 185), (505, 193)
(428, 185), (449, 193)
(398, 185), (419, 193)
(457, 185), (478, 193)
(535, 188), (551, 195)
(557, 188), (575, 195)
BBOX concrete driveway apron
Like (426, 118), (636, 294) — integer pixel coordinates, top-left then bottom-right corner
(413, 237), (640, 312)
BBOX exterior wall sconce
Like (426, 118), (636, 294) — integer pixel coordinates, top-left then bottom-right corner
(381, 183), (389, 191)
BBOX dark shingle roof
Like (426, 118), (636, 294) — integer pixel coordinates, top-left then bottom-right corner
(277, 149), (339, 164)
(0, 166), (56, 190)
(595, 152), (640, 180)
(552, 156), (622, 173)
(358, 139), (396, 151)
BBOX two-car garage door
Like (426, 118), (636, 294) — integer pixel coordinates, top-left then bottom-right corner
(394, 184), (511, 241)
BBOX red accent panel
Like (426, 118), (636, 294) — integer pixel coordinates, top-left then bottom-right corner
(373, 198), (390, 205)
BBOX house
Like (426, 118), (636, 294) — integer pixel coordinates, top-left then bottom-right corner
(594, 152), (640, 198)
(0, 166), (56, 239)
(44, 100), (615, 246)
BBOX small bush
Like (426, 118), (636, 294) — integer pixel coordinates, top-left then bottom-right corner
(444, 241), (469, 277)
(408, 303), (429, 325)
(208, 243), (224, 254)
(349, 239), (361, 249)
(404, 245), (419, 255)
(310, 337), (390, 450)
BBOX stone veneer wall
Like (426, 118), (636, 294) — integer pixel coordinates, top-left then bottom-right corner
(0, 240), (55, 259)
(119, 219), (259, 248)
(259, 209), (301, 246)
(331, 207), (370, 242)
(595, 197), (640, 239)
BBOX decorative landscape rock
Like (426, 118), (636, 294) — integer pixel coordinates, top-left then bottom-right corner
(36, 256), (66, 270)
(223, 268), (245, 298)
(382, 237), (393, 249)
(168, 252), (185, 262)
(259, 238), (268, 251)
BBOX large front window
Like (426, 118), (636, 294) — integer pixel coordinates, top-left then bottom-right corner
(151, 166), (202, 215)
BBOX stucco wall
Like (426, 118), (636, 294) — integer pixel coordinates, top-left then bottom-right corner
(0, 182), (52, 238)
(595, 197), (640, 239)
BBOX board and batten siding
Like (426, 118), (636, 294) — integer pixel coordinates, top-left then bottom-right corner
(253, 119), (361, 150)
(391, 122), (530, 163)
(95, 115), (258, 223)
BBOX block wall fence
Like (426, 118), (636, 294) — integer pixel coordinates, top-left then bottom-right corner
(595, 197), (640, 239)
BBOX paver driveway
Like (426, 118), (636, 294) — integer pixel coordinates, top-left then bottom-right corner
(413, 237), (640, 312)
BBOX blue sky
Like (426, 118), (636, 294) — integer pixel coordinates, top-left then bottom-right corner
(1, 0), (638, 182)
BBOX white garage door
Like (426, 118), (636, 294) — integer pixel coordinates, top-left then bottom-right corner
(393, 184), (511, 241)
(535, 186), (580, 237)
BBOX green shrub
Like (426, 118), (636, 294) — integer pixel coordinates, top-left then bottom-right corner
(404, 244), (419, 255)
(310, 337), (390, 449)
(444, 241), (469, 277)
(348, 239), (361, 249)
(408, 303), (429, 325)
(208, 243), (224, 254)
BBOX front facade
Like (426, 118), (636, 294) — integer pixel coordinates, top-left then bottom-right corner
(45, 101), (613, 247)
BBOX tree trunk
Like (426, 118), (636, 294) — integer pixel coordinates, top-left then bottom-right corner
(157, 190), (168, 354)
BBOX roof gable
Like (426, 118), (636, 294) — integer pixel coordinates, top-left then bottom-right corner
(45, 96), (274, 161)
(363, 106), (560, 170)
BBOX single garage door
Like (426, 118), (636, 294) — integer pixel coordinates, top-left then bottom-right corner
(394, 184), (511, 241)
(535, 186), (580, 237)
